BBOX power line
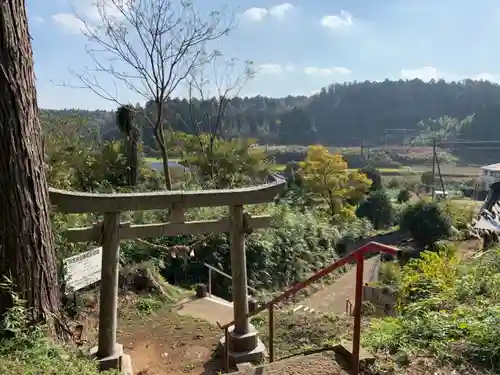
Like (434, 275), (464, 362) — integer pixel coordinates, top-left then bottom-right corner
(439, 139), (500, 145)
(455, 146), (500, 150)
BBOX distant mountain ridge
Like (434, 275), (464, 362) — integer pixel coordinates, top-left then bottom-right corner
(41, 79), (500, 165)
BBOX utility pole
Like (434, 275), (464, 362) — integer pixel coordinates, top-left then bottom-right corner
(435, 147), (446, 195)
(431, 138), (436, 199)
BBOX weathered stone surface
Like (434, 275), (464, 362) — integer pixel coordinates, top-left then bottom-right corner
(332, 341), (375, 368)
(231, 351), (350, 375)
(90, 343), (130, 372)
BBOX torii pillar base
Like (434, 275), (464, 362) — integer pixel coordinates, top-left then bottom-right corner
(90, 344), (133, 374)
(217, 323), (267, 366)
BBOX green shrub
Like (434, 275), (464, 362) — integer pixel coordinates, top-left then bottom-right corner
(363, 248), (500, 370)
(0, 282), (115, 375)
(135, 297), (163, 314)
(162, 204), (345, 296)
(400, 201), (451, 248)
(356, 189), (394, 230)
(392, 202), (408, 224)
(432, 240), (458, 258)
(157, 204), (373, 298)
(397, 189), (411, 203)
(399, 250), (459, 305)
(360, 165), (383, 191)
(183, 136), (269, 188)
(379, 261), (401, 286)
(387, 178), (400, 189)
(440, 200), (476, 232)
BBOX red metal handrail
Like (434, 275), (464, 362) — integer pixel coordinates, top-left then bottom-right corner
(216, 241), (398, 374)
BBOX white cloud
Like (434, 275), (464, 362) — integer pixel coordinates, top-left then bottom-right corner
(474, 72), (500, 82)
(258, 64), (283, 75)
(320, 10), (353, 29)
(400, 66), (440, 81)
(33, 16), (44, 24)
(241, 7), (268, 22)
(257, 64), (350, 76)
(241, 3), (295, 23)
(73, 0), (126, 23)
(268, 3), (294, 19)
(304, 66), (351, 75)
(52, 13), (85, 35)
(52, 0), (128, 34)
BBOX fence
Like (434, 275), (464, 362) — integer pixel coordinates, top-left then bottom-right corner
(217, 241), (399, 375)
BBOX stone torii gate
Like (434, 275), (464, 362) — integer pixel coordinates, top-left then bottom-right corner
(50, 176), (285, 372)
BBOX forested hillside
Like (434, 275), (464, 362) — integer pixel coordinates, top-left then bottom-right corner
(43, 79), (500, 164)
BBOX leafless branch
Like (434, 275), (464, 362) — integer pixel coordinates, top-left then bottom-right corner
(184, 55), (254, 138)
(180, 53), (254, 181)
(66, 0), (235, 189)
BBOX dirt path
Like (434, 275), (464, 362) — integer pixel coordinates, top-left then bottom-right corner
(303, 256), (379, 314)
(118, 308), (223, 375)
(74, 294), (224, 375)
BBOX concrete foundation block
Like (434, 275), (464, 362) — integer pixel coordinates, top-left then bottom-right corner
(333, 341), (375, 369)
(228, 339), (267, 365)
(227, 324), (259, 352)
(217, 323), (267, 366)
(236, 362), (254, 372)
(218, 337), (267, 366)
(121, 354), (133, 375)
(90, 343), (133, 374)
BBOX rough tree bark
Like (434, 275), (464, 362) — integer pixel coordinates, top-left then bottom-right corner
(0, 1), (61, 324)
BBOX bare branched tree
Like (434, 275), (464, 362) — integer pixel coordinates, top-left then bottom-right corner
(71, 0), (234, 190)
(183, 54), (254, 181)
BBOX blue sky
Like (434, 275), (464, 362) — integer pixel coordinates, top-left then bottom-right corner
(27, 0), (500, 110)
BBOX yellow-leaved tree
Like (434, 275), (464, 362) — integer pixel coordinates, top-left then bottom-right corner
(299, 145), (372, 217)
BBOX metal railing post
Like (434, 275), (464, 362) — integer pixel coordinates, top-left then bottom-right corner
(224, 327), (229, 372)
(351, 252), (364, 375)
(204, 262), (257, 297)
(269, 303), (274, 363)
(208, 267), (212, 297)
(214, 242), (399, 373)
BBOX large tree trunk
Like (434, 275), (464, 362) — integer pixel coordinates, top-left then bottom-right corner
(159, 142), (173, 190)
(0, 1), (61, 324)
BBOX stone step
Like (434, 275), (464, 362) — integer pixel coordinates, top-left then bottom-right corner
(333, 341), (375, 369)
(233, 351), (350, 375)
(175, 296), (233, 326)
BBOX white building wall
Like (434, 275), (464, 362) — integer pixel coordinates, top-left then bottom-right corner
(479, 167), (500, 189)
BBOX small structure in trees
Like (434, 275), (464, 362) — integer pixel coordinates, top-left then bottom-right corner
(116, 105), (140, 186)
(50, 176), (285, 371)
